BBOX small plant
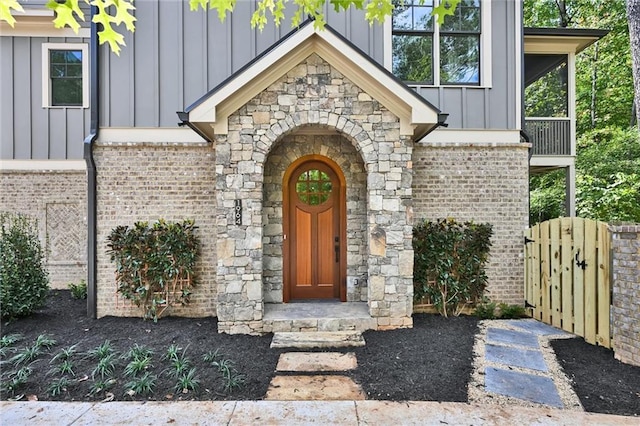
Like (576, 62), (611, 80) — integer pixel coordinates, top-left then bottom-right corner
(33, 334), (57, 350)
(498, 303), (527, 319)
(0, 212), (49, 320)
(164, 344), (182, 362)
(124, 356), (153, 377)
(68, 280), (87, 300)
(47, 377), (70, 396)
(163, 345), (192, 379)
(123, 344), (154, 361)
(0, 366), (32, 395)
(124, 372), (157, 396)
(174, 367), (200, 394)
(88, 378), (116, 397)
(474, 299), (497, 320)
(202, 349), (223, 364)
(10, 345), (43, 366)
(212, 359), (245, 392)
(92, 353), (118, 379)
(87, 340), (115, 360)
(0, 333), (23, 357)
(48, 359), (75, 377)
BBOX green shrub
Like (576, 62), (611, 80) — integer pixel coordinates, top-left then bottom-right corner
(413, 218), (493, 317)
(498, 303), (527, 319)
(107, 219), (200, 321)
(68, 280), (87, 300)
(0, 212), (49, 319)
(474, 299), (497, 319)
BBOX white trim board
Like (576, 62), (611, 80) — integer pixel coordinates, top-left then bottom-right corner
(98, 128), (208, 143)
(0, 160), (86, 171)
(419, 129), (522, 144)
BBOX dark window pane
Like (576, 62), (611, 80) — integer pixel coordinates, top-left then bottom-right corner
(51, 78), (83, 106)
(440, 35), (479, 84)
(393, 34), (433, 83)
(441, 0), (480, 32)
(49, 49), (83, 106)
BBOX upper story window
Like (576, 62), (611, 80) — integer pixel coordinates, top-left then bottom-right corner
(42, 43), (89, 108)
(392, 0), (481, 85)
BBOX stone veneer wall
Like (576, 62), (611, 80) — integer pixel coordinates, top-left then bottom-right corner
(263, 132), (368, 303)
(214, 53), (414, 334)
(412, 143), (530, 303)
(0, 169), (87, 289)
(610, 225), (640, 367)
(93, 143), (217, 318)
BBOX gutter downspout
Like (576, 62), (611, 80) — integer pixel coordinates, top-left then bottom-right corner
(83, 5), (99, 318)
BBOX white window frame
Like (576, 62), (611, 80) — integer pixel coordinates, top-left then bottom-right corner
(42, 43), (89, 109)
(384, 0), (492, 88)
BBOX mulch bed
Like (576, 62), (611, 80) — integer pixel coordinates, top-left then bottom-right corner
(1, 290), (639, 417)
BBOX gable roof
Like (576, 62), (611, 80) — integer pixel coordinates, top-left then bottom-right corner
(177, 19), (446, 142)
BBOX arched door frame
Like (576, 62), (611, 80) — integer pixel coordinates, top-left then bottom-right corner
(282, 154), (347, 302)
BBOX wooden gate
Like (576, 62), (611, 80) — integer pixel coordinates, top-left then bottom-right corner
(524, 218), (612, 348)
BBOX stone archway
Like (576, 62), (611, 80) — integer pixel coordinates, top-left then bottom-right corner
(213, 54), (416, 334)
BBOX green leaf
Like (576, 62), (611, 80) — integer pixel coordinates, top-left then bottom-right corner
(432, 0), (460, 25)
(47, 0), (85, 34)
(365, 0), (393, 25)
(0, 0), (24, 27)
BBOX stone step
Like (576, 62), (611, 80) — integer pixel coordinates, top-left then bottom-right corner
(276, 352), (358, 372)
(262, 302), (377, 333)
(270, 331), (365, 349)
(265, 375), (366, 401)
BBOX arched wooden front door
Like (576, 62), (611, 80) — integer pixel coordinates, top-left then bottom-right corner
(283, 155), (346, 302)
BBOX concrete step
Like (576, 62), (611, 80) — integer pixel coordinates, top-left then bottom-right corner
(270, 331), (365, 349)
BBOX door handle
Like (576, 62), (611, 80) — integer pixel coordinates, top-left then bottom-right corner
(334, 237), (339, 263)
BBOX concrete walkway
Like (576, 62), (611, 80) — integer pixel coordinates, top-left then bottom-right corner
(1, 400), (636, 425)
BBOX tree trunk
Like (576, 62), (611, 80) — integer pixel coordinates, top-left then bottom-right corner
(628, 0), (640, 128)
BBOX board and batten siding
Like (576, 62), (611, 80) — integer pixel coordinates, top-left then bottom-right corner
(101, 1), (516, 131)
(100, 1), (385, 128)
(0, 35), (91, 160)
(411, 0), (517, 129)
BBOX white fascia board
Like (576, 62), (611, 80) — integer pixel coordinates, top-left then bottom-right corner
(0, 160), (86, 171)
(98, 128), (208, 143)
(189, 24), (317, 124)
(529, 156), (575, 167)
(419, 129), (522, 144)
(524, 37), (592, 54)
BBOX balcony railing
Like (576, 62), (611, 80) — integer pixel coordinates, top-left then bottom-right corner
(525, 118), (571, 156)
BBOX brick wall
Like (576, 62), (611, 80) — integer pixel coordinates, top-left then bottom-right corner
(610, 225), (640, 367)
(93, 143), (217, 318)
(0, 169), (87, 289)
(412, 142), (530, 304)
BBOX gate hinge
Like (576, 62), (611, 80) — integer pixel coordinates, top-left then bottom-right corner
(524, 236), (535, 244)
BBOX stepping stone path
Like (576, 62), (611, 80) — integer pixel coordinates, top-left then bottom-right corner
(266, 335), (366, 401)
(481, 319), (571, 408)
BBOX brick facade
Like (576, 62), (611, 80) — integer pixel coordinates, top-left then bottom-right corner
(412, 142), (530, 304)
(610, 225), (640, 367)
(0, 169), (87, 289)
(93, 143), (217, 318)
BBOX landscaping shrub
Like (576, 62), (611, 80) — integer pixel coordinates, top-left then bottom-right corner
(413, 218), (492, 317)
(0, 212), (49, 319)
(68, 280), (87, 300)
(107, 219), (200, 321)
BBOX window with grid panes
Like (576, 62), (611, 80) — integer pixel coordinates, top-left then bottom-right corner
(392, 0), (481, 85)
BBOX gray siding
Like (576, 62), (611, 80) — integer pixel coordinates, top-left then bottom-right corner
(0, 36), (90, 160)
(100, 1), (383, 128)
(412, 0), (517, 129)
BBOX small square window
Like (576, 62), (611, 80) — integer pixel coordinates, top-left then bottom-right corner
(42, 43), (89, 108)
